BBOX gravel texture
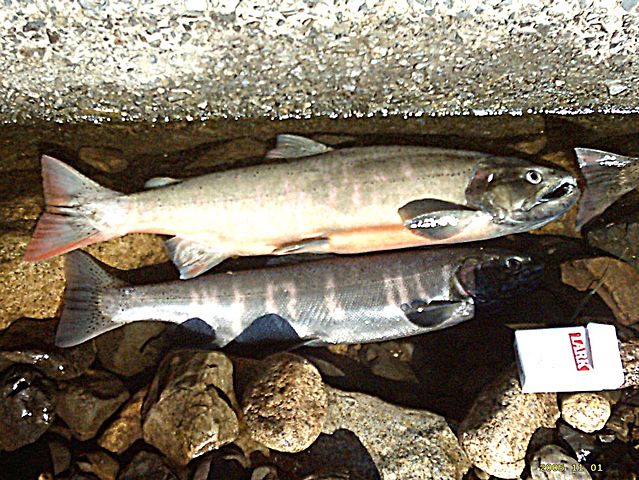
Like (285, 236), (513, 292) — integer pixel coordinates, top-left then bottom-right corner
(1, 1), (639, 124)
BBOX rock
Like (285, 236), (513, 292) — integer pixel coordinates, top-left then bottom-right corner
(323, 387), (470, 480)
(560, 393), (612, 433)
(0, 318), (95, 380)
(191, 446), (250, 480)
(0, 366), (56, 451)
(98, 387), (147, 455)
(75, 451), (120, 480)
(458, 365), (560, 479)
(360, 341), (418, 383)
(510, 136), (547, 155)
(142, 350), (239, 465)
(95, 322), (169, 377)
(185, 137), (267, 172)
(530, 445), (592, 480)
(250, 466), (279, 480)
(78, 146), (129, 173)
(48, 437), (72, 476)
(560, 257), (639, 325)
(620, 339), (639, 387)
(242, 353), (327, 453)
(84, 234), (168, 270)
(272, 430), (380, 480)
(117, 451), (177, 480)
(56, 369), (130, 441)
(586, 218), (639, 272)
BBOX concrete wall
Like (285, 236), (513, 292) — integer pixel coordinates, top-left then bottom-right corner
(1, 0), (638, 123)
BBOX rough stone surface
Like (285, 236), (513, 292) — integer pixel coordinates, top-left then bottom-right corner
(98, 387), (147, 455)
(323, 386), (470, 480)
(620, 339), (639, 388)
(561, 257), (639, 325)
(142, 350), (239, 466)
(530, 445), (592, 480)
(1, 1), (639, 123)
(118, 451), (178, 480)
(242, 353), (327, 453)
(95, 322), (169, 378)
(458, 365), (560, 479)
(56, 369), (130, 441)
(0, 366), (56, 452)
(560, 393), (612, 433)
(74, 451), (120, 480)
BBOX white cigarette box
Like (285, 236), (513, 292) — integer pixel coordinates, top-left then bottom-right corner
(514, 323), (624, 393)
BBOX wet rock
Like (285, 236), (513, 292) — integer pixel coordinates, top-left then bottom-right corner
(530, 445), (592, 480)
(561, 257), (639, 325)
(586, 219), (639, 272)
(250, 466), (279, 480)
(142, 350), (239, 465)
(84, 234), (168, 270)
(511, 136), (547, 155)
(0, 318), (95, 380)
(95, 322), (168, 377)
(360, 341), (418, 383)
(191, 446), (250, 480)
(620, 339), (639, 387)
(242, 353), (327, 453)
(272, 429), (380, 480)
(0, 366), (56, 451)
(75, 451), (120, 480)
(323, 387), (470, 480)
(98, 387), (146, 455)
(458, 365), (560, 479)
(560, 393), (612, 433)
(185, 137), (267, 172)
(49, 437), (72, 476)
(56, 369), (129, 441)
(78, 146), (129, 173)
(117, 451), (177, 480)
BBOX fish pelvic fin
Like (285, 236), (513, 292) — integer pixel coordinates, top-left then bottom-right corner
(56, 251), (127, 347)
(24, 156), (123, 261)
(165, 237), (229, 279)
(574, 148), (639, 229)
(266, 134), (333, 159)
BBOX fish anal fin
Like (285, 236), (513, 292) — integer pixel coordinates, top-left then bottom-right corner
(272, 237), (330, 255)
(401, 300), (473, 328)
(398, 199), (480, 241)
(144, 177), (182, 189)
(165, 237), (228, 279)
(266, 134), (333, 159)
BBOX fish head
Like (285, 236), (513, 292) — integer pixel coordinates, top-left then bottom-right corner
(455, 251), (544, 304)
(465, 157), (579, 228)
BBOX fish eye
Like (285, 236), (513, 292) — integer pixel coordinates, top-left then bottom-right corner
(505, 257), (522, 272)
(525, 170), (543, 185)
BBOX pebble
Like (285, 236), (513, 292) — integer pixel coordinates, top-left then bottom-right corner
(458, 365), (560, 479)
(242, 353), (327, 453)
(117, 451), (177, 480)
(323, 386), (470, 479)
(560, 393), (612, 433)
(142, 350), (239, 465)
(98, 387), (147, 455)
(561, 257), (639, 325)
(530, 445), (592, 480)
(0, 366), (56, 451)
(620, 339), (639, 387)
(56, 369), (130, 441)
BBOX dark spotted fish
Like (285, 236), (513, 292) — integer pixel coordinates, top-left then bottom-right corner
(54, 248), (543, 348)
(574, 148), (639, 229)
(25, 135), (577, 279)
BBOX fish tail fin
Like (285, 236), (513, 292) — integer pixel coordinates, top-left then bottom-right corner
(56, 251), (127, 347)
(24, 156), (123, 261)
(574, 148), (639, 229)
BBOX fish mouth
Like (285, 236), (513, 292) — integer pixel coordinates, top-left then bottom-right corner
(538, 178), (577, 204)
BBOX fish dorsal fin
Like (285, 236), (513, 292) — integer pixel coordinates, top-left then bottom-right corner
(165, 237), (228, 279)
(144, 177), (182, 189)
(266, 134), (333, 159)
(574, 148), (639, 229)
(398, 199), (482, 241)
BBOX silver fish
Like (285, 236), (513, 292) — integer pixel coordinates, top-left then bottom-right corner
(574, 148), (639, 229)
(25, 135), (577, 279)
(55, 248), (543, 348)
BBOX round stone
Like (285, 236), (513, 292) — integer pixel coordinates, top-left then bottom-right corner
(242, 353), (327, 453)
(560, 393), (611, 433)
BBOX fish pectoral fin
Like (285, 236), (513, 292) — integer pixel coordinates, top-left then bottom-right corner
(401, 299), (473, 328)
(398, 199), (480, 240)
(266, 134), (333, 159)
(144, 177), (183, 189)
(226, 314), (320, 353)
(272, 237), (330, 255)
(165, 237), (228, 279)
